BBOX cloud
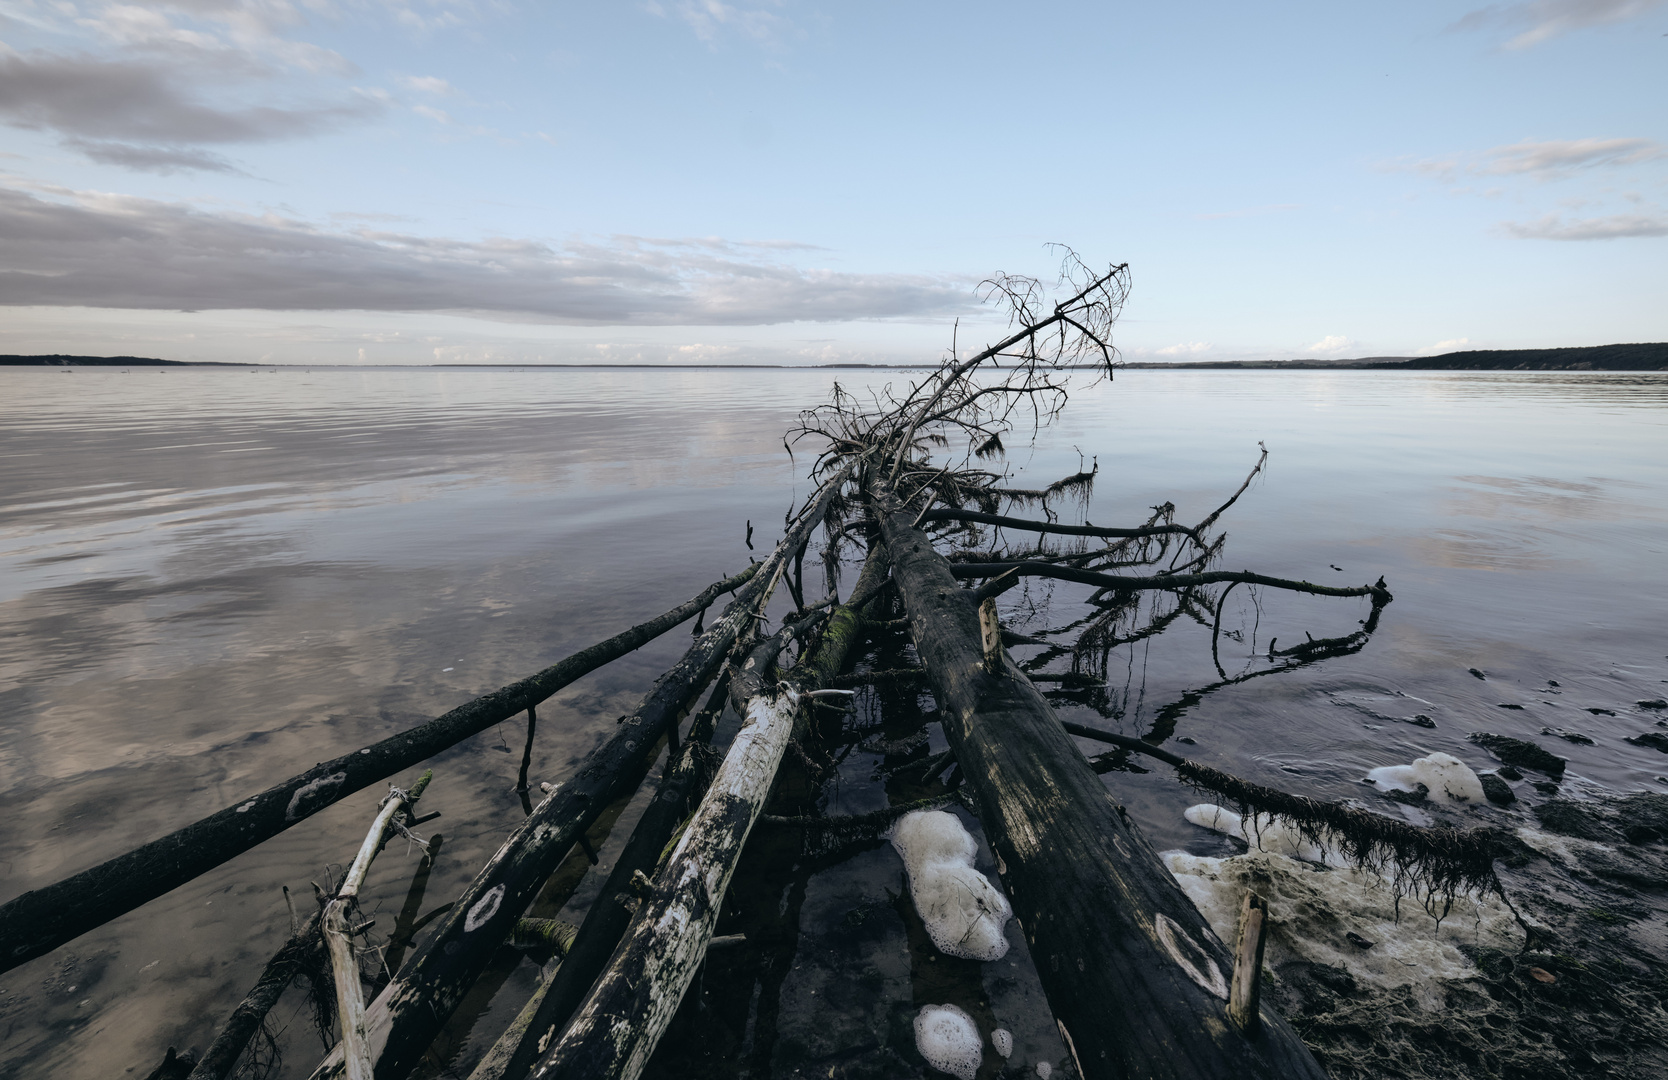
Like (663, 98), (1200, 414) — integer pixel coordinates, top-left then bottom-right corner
(1155, 341), (1211, 356)
(1480, 137), (1664, 177)
(0, 184), (977, 324)
(648, 0), (795, 46)
(0, 49), (381, 144)
(1416, 337), (1474, 356)
(1501, 212), (1668, 239)
(61, 137), (246, 174)
(401, 75), (454, 95)
(1306, 335), (1355, 354)
(1388, 137), (1663, 183)
(1451, 0), (1667, 49)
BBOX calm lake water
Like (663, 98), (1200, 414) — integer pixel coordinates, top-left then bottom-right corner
(2, 365), (1666, 1078)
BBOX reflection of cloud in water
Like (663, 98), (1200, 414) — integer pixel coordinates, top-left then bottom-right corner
(1441, 474), (1635, 524)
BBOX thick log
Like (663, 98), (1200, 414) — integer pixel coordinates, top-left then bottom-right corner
(1228, 893), (1268, 1035)
(871, 481), (1328, 1080)
(306, 466), (853, 1080)
(528, 621), (816, 1080)
(0, 566), (757, 974)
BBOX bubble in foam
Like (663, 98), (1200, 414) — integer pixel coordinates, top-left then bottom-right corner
(1365, 751), (1484, 803)
(992, 1027), (1013, 1058)
(890, 810), (1012, 961)
(913, 1003), (981, 1080)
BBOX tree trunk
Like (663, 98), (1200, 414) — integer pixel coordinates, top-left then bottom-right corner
(0, 567), (756, 975)
(870, 479), (1329, 1080)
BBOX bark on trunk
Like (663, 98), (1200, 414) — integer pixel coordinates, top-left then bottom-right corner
(0, 567), (756, 975)
(185, 914), (323, 1080)
(870, 479), (1329, 1080)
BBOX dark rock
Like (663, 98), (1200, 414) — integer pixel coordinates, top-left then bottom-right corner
(1548, 680), (1561, 687)
(1541, 726), (1595, 745)
(1384, 784), (1429, 805)
(1497, 765), (1524, 781)
(1479, 773), (1517, 806)
(1469, 668), (1487, 680)
(1638, 699), (1668, 711)
(1345, 931), (1375, 950)
(1498, 703), (1525, 710)
(1624, 825), (1663, 845)
(1531, 780), (1562, 796)
(1402, 714), (1437, 728)
(1586, 708), (1616, 716)
(1176, 736), (1197, 745)
(1625, 732), (1668, 754)
(143, 1047), (198, 1080)
(1468, 732), (1567, 778)
(1534, 800), (1619, 843)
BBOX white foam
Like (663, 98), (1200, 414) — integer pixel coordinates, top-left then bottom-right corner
(913, 1003), (981, 1080)
(1365, 752), (1484, 803)
(1164, 848), (1523, 999)
(890, 810), (1012, 961)
(1036, 1062), (1053, 1079)
(1184, 803), (1339, 864)
(991, 1027), (1013, 1058)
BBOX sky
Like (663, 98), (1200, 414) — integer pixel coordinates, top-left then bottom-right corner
(0, 0), (1664, 365)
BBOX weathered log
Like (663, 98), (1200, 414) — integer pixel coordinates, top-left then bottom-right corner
(486, 551), (886, 1080)
(476, 686), (730, 1080)
(186, 913), (323, 1080)
(528, 616), (823, 1080)
(326, 771), (434, 1080)
(0, 566), (757, 974)
(1227, 893), (1268, 1035)
(870, 480), (1329, 1080)
(306, 467), (852, 1080)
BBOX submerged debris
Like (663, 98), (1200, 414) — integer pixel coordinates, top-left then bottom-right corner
(1467, 731), (1567, 778)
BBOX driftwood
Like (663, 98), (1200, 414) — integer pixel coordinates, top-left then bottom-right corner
(324, 771), (433, 1080)
(0, 566), (757, 975)
(529, 549), (887, 1080)
(527, 614), (828, 1080)
(304, 464), (853, 1080)
(871, 479), (1328, 1079)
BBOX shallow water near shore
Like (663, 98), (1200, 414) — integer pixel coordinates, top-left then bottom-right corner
(2, 366), (1666, 1078)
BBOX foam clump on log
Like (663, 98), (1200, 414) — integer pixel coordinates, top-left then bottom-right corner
(914, 1004), (982, 1080)
(1163, 846), (1523, 999)
(1365, 751), (1485, 803)
(1184, 803), (1338, 864)
(889, 810), (1012, 961)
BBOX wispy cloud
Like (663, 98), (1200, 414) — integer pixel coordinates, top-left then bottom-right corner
(1501, 212), (1668, 239)
(1416, 337), (1475, 356)
(1154, 341), (1212, 356)
(60, 137), (247, 175)
(1388, 137), (1663, 182)
(401, 75), (455, 95)
(0, 184), (977, 324)
(1451, 0), (1667, 49)
(647, 0), (797, 46)
(0, 49), (377, 144)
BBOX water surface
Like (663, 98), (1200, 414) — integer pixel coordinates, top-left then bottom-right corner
(2, 366), (1665, 1078)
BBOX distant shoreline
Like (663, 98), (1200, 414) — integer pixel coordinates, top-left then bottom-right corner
(4, 342), (1665, 371)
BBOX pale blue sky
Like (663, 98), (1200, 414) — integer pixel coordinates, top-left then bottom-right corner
(1, 0), (1663, 364)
